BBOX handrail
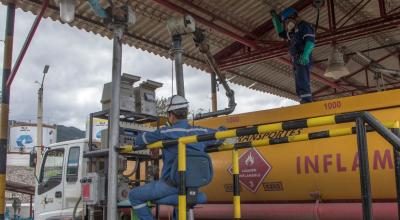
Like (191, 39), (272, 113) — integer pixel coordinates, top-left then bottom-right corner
(205, 121), (399, 153)
(119, 111), (400, 220)
(120, 112), (361, 153)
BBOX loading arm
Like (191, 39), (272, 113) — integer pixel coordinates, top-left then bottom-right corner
(192, 29), (237, 120)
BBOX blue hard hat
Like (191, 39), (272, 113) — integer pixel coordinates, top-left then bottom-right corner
(281, 7), (298, 21)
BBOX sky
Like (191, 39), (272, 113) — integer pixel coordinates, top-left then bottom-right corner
(0, 5), (296, 130)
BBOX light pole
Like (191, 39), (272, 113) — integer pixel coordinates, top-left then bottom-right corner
(35, 65), (49, 174)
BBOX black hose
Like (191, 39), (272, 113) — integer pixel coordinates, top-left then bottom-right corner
(73, 196), (82, 220)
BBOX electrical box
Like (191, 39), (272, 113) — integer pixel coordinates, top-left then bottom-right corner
(81, 172), (105, 205)
(134, 80), (163, 116)
(101, 73), (141, 112)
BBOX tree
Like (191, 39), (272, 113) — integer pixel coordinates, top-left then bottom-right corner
(155, 97), (169, 117)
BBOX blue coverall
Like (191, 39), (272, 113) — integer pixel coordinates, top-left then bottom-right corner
(279, 21), (315, 103)
(129, 119), (220, 220)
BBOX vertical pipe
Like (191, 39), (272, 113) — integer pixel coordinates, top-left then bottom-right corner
(107, 25), (124, 220)
(36, 86), (43, 175)
(178, 141), (186, 220)
(211, 72), (217, 112)
(172, 35), (185, 97)
(356, 117), (373, 220)
(232, 148), (241, 219)
(29, 195), (32, 217)
(0, 4), (15, 220)
(391, 127), (400, 220)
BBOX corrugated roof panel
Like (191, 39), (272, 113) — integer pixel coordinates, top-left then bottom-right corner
(2, 0), (399, 101)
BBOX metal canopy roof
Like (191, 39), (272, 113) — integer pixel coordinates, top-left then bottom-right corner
(2, 0), (400, 101)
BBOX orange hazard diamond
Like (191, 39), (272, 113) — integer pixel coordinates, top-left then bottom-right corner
(228, 148), (272, 193)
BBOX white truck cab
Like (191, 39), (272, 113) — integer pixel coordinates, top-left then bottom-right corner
(34, 139), (87, 220)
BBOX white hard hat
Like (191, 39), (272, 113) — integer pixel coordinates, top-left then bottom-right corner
(166, 95), (189, 112)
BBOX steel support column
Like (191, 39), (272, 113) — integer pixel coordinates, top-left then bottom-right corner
(172, 35), (185, 97)
(6, 0), (48, 88)
(0, 4), (15, 220)
(211, 72), (217, 112)
(107, 25), (124, 220)
(356, 117), (373, 220)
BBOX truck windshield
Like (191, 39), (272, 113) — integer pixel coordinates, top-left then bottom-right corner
(40, 149), (64, 184)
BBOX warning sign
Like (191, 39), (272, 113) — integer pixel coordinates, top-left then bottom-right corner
(228, 148), (272, 193)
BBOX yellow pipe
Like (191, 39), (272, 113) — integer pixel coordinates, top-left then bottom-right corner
(288, 133), (309, 142)
(0, 104), (9, 139)
(215, 129), (237, 139)
(178, 142), (186, 219)
(178, 195), (186, 220)
(180, 135), (198, 144)
(178, 142), (186, 171)
(232, 149), (240, 219)
(232, 149), (239, 174)
(257, 123), (282, 134)
(147, 141), (163, 149)
(329, 127), (352, 137)
(233, 196), (241, 218)
(307, 115), (336, 127)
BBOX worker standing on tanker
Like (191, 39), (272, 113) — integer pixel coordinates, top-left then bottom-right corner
(271, 7), (315, 103)
(129, 95), (220, 220)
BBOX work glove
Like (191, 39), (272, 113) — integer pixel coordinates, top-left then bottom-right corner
(299, 41), (315, 65)
(299, 53), (310, 65)
(270, 10), (284, 34)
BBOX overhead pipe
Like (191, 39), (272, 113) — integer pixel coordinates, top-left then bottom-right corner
(6, 0), (49, 89)
(192, 29), (236, 120)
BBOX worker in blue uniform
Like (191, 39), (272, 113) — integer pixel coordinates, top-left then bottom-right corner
(271, 7), (315, 103)
(129, 95), (220, 220)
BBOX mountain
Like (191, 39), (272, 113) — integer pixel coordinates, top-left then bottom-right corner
(56, 125), (85, 142)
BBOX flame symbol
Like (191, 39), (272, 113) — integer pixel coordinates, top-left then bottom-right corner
(245, 152), (255, 166)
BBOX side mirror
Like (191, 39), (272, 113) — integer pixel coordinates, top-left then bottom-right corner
(29, 148), (37, 168)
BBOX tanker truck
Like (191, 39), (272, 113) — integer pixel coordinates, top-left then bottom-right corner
(32, 86), (400, 220)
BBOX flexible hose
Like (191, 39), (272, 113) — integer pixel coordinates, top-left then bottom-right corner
(73, 196), (82, 220)
(123, 157), (140, 178)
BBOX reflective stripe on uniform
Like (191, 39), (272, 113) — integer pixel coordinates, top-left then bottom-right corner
(303, 34), (315, 39)
(142, 132), (149, 145)
(300, 93), (312, 98)
(160, 128), (209, 134)
(133, 203), (147, 210)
